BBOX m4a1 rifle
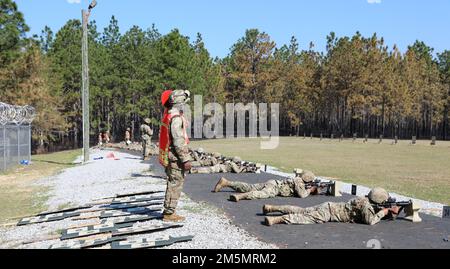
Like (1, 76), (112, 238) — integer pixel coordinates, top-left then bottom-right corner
(373, 198), (422, 223)
(305, 180), (342, 197)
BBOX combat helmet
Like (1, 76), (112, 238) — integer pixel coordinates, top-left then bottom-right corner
(368, 188), (389, 204)
(232, 156), (242, 163)
(294, 168), (315, 183)
(212, 152), (222, 158)
(197, 148), (205, 154)
(171, 89), (191, 105)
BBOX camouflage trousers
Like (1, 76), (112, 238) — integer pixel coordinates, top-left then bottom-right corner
(281, 202), (349, 225)
(230, 180), (293, 200)
(163, 162), (186, 215)
(190, 164), (223, 174)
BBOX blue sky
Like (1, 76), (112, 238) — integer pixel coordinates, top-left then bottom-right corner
(15, 0), (450, 58)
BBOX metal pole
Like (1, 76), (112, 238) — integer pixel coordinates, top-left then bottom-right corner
(82, 9), (90, 163)
(3, 127), (5, 171)
(17, 126), (20, 164)
(28, 125), (31, 162)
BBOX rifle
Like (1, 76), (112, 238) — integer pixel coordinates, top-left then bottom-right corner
(372, 198), (413, 220)
(305, 180), (337, 196)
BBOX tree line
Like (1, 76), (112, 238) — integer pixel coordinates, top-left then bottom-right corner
(1, 0), (449, 152)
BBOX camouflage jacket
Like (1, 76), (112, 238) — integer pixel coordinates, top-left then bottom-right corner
(168, 107), (191, 164)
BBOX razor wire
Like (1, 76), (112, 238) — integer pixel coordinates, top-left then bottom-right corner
(0, 102), (36, 125)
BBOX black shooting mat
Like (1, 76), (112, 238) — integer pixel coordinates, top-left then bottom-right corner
(144, 156), (450, 249)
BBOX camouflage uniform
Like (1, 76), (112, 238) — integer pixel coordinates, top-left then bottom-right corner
(163, 106), (191, 215)
(280, 197), (387, 225)
(228, 178), (310, 200)
(190, 150), (219, 167)
(140, 122), (153, 159)
(190, 161), (242, 174)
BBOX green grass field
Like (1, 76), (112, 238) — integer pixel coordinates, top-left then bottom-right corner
(0, 149), (81, 224)
(190, 138), (450, 205)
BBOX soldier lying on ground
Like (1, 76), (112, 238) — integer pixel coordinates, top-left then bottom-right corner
(189, 148), (220, 167)
(212, 169), (320, 202)
(263, 188), (405, 226)
(140, 118), (154, 161)
(190, 156), (261, 174)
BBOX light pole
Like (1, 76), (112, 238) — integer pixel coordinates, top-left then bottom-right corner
(81, 0), (97, 163)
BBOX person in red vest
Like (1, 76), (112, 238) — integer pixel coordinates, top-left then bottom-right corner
(159, 89), (192, 222)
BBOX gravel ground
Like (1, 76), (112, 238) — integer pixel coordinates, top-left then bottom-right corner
(0, 149), (275, 249)
(266, 166), (446, 217)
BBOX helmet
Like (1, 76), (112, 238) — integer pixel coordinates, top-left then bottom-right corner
(212, 152), (222, 158)
(197, 148), (205, 154)
(232, 156), (242, 163)
(368, 188), (389, 204)
(171, 89), (191, 105)
(301, 171), (316, 183)
(294, 168), (304, 177)
(161, 90), (173, 106)
(144, 118), (151, 124)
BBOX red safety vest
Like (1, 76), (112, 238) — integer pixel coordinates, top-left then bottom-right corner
(159, 109), (189, 167)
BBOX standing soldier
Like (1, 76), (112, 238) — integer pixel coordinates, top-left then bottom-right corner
(140, 118), (153, 160)
(103, 130), (111, 145)
(98, 132), (103, 147)
(159, 89), (192, 222)
(125, 128), (132, 145)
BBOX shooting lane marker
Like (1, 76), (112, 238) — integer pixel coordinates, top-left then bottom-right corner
(109, 235), (194, 249)
(17, 212), (80, 226)
(443, 206), (450, 219)
(351, 185), (358, 196)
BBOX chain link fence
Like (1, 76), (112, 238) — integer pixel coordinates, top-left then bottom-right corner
(0, 103), (35, 172)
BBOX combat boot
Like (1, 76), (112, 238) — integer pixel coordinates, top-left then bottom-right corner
(264, 216), (285, 226)
(229, 193), (249, 202)
(213, 177), (231, 193)
(163, 213), (186, 223)
(263, 205), (276, 215)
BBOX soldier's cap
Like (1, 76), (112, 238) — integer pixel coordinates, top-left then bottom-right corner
(144, 118), (151, 124)
(196, 148), (205, 154)
(294, 168), (304, 175)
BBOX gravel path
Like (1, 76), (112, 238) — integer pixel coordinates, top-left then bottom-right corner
(0, 149), (276, 249)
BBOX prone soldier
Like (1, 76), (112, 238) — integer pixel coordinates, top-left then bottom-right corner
(213, 169), (330, 202)
(190, 156), (255, 174)
(263, 187), (422, 226)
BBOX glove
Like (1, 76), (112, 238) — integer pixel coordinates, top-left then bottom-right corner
(183, 161), (192, 171)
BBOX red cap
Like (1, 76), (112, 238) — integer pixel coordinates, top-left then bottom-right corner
(161, 90), (173, 106)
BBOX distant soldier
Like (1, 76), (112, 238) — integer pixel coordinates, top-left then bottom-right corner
(103, 130), (111, 145)
(213, 169), (318, 202)
(140, 118), (154, 160)
(98, 132), (103, 147)
(264, 188), (400, 226)
(159, 89), (192, 222)
(125, 128), (132, 145)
